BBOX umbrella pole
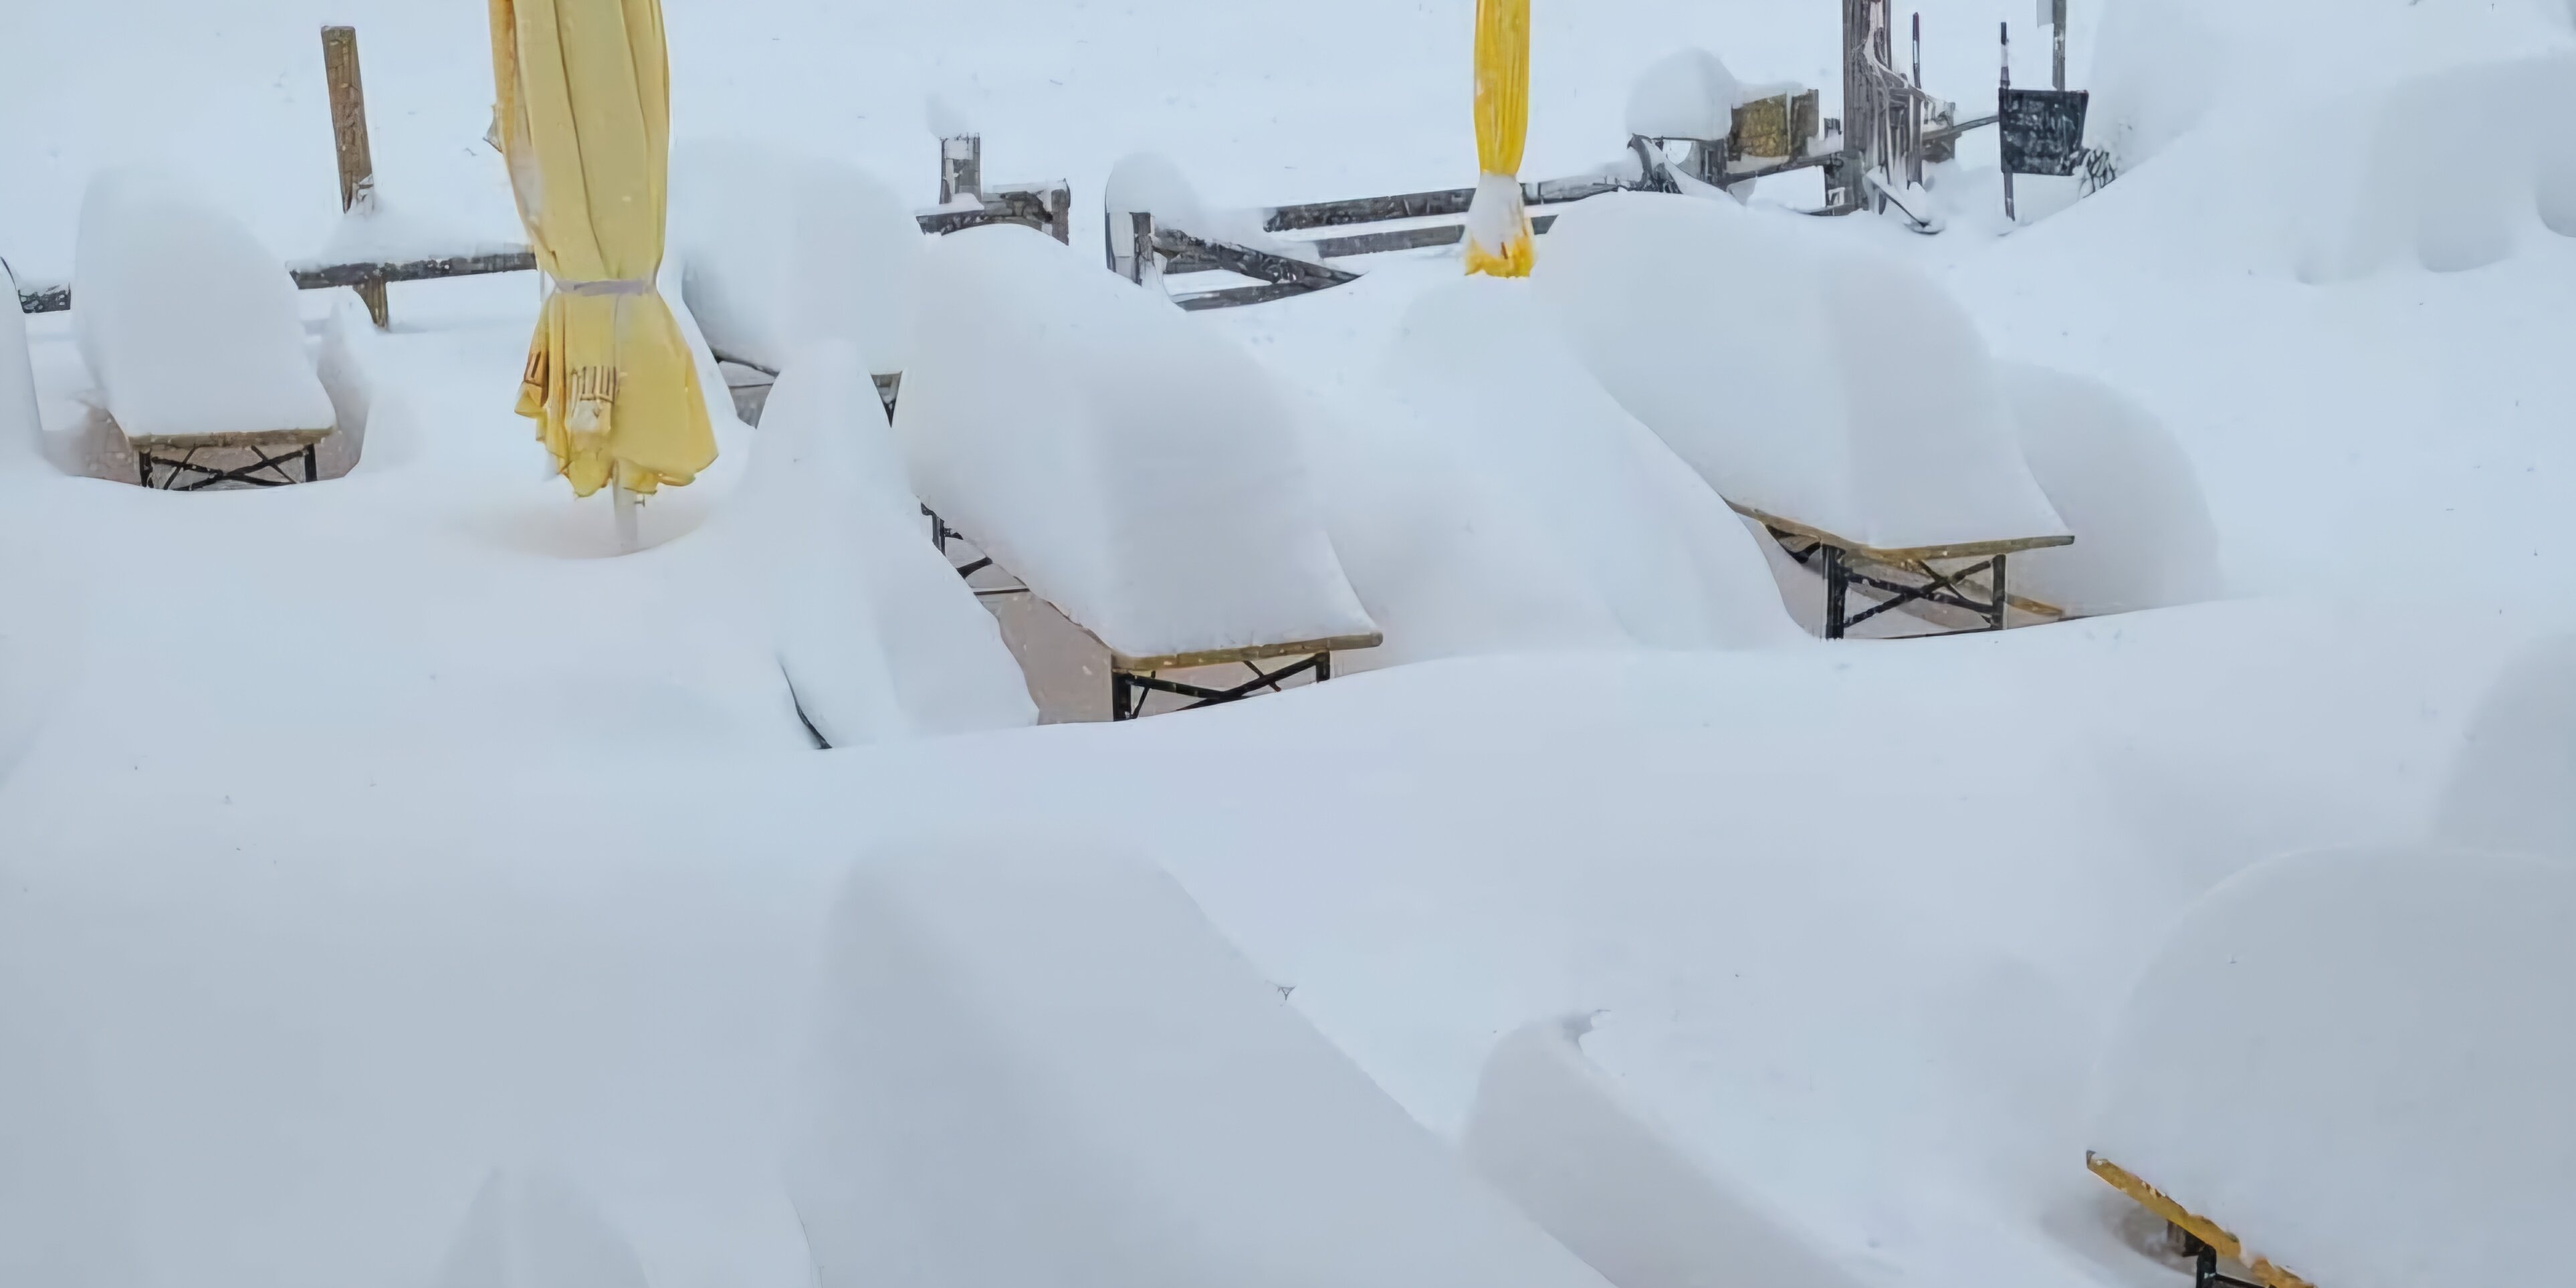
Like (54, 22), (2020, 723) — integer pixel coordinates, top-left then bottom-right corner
(613, 482), (641, 553)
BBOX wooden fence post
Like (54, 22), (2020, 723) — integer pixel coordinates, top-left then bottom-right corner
(320, 25), (387, 327)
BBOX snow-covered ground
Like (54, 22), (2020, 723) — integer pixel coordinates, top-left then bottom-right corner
(5, 1), (2571, 1287)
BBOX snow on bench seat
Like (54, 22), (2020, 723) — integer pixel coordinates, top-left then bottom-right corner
(788, 843), (1610, 1288)
(73, 169), (335, 445)
(1311, 276), (1800, 665)
(1464, 1018), (1870, 1288)
(1536, 193), (2066, 554)
(894, 223), (1378, 663)
(669, 142), (923, 380)
(2086, 845), (2575, 1288)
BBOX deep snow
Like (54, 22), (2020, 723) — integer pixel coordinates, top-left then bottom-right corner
(4, 1), (2573, 1287)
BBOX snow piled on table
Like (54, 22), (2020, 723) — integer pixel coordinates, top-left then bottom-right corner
(2435, 633), (2576, 858)
(1539, 193), (2065, 550)
(73, 169), (335, 440)
(791, 843), (1610, 1288)
(1622, 48), (1743, 140)
(1103, 151), (1288, 253)
(1329, 276), (1800, 661)
(895, 223), (1376, 659)
(2002, 362), (2222, 616)
(1464, 1017), (1871, 1288)
(669, 142), (923, 378)
(2086, 845), (2575, 1288)
(732, 343), (1035, 746)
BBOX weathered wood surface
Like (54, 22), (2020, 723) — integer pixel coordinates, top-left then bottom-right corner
(22, 183), (1076, 315)
(1152, 228), (1358, 289)
(1261, 172), (1628, 233)
(1727, 500), (2073, 564)
(1099, 631), (1386, 674)
(2086, 1154), (2315, 1288)
(1308, 211), (1562, 261)
(126, 426), (335, 452)
(1172, 282), (1326, 312)
(320, 25), (389, 326)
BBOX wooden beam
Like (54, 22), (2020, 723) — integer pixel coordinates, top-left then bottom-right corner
(1262, 173), (1628, 233)
(1151, 229), (1358, 290)
(320, 25), (389, 327)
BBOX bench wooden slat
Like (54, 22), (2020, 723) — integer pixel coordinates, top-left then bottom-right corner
(1726, 500), (2073, 564)
(2086, 1153), (2315, 1288)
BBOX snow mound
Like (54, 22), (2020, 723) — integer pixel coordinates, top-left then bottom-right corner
(735, 343), (1035, 746)
(73, 169), (335, 441)
(1537, 193), (2065, 552)
(894, 223), (1376, 659)
(1103, 151), (1284, 252)
(2086, 845), (2576, 1288)
(2434, 634), (2576, 857)
(2001, 362), (2222, 616)
(1, 261), (40, 471)
(2086, 0), (2571, 175)
(1623, 49), (1743, 140)
(2294, 53), (2576, 282)
(786, 842), (1610, 1288)
(670, 141), (923, 377)
(1464, 1018), (1869, 1288)
(1342, 276), (1800, 658)
(431, 1170), (648, 1288)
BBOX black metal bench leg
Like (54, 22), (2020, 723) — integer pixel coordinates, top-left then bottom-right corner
(1988, 552), (2010, 631)
(304, 443), (318, 483)
(1111, 671), (1134, 722)
(137, 453), (153, 489)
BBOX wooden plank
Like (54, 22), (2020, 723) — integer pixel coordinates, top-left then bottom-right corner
(1309, 211), (1561, 261)
(320, 25), (389, 327)
(1727, 500), (2074, 563)
(126, 426), (335, 452)
(1152, 229), (1358, 290)
(292, 249), (538, 291)
(1263, 173), (1628, 233)
(1102, 632), (1386, 673)
(2085, 1154), (2315, 1288)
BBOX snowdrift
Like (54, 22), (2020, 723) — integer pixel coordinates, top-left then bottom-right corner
(73, 169), (335, 441)
(1, 261), (39, 471)
(1624, 49), (1743, 140)
(670, 142), (923, 378)
(1323, 276), (1798, 662)
(431, 1170), (649, 1288)
(2435, 633), (2576, 857)
(788, 843), (1610, 1288)
(734, 343), (1035, 745)
(2001, 362), (2221, 616)
(894, 223), (1376, 659)
(1464, 1018), (1868, 1288)
(2086, 845), (2575, 1288)
(1537, 193), (2065, 552)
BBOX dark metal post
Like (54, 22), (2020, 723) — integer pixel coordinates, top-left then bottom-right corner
(2052, 0), (2068, 90)
(1824, 546), (1851, 639)
(1316, 652), (1332, 683)
(1988, 553), (2010, 629)
(1911, 12), (1922, 87)
(303, 444), (319, 483)
(2000, 23), (2017, 222)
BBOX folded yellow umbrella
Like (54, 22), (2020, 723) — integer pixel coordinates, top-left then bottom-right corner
(1464, 0), (1535, 278)
(490, 0), (714, 498)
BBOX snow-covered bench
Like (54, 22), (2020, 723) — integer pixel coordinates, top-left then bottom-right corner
(896, 223), (1380, 719)
(74, 170), (338, 490)
(2084, 847), (2574, 1288)
(1538, 192), (2074, 637)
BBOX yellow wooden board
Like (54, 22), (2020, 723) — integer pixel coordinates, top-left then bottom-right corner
(2086, 1153), (2315, 1288)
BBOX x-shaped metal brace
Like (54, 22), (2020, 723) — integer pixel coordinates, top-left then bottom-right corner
(137, 443), (319, 491)
(1111, 651), (1331, 722)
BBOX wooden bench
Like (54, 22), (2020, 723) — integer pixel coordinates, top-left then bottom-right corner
(926, 510), (1378, 720)
(1729, 502), (2070, 639)
(128, 426), (332, 491)
(1099, 631), (1382, 722)
(2087, 1153), (2316, 1288)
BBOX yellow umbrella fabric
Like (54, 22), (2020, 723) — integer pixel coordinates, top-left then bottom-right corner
(1464, 0), (1534, 277)
(489, 0), (714, 498)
